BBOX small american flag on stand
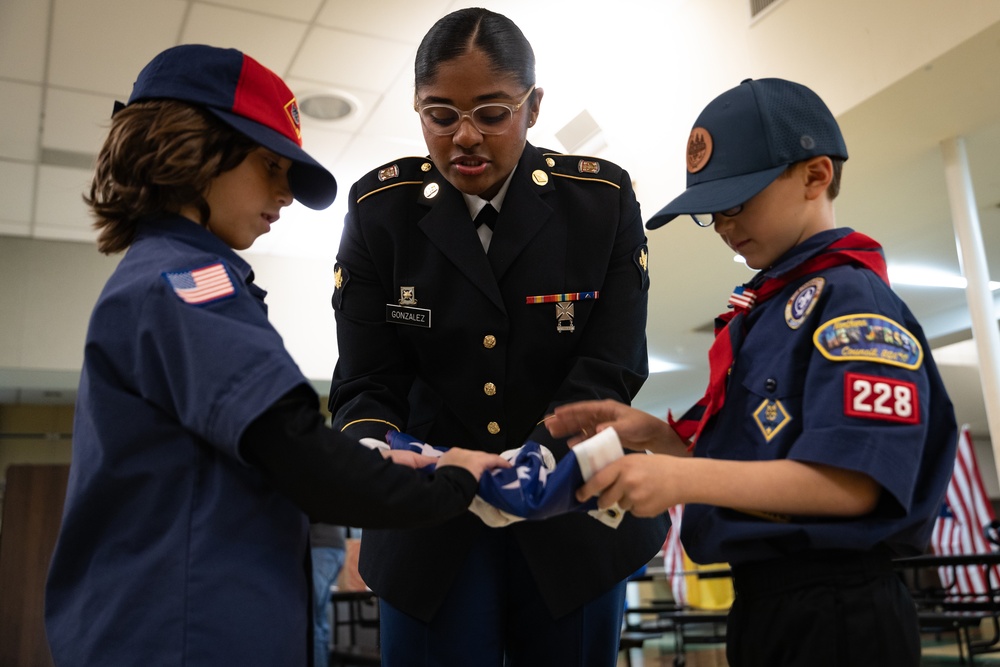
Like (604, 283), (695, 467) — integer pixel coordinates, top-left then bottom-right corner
(163, 262), (235, 305)
(930, 424), (998, 596)
(663, 505), (688, 606)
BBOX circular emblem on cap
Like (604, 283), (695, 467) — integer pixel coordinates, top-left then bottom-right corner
(423, 182), (440, 199)
(687, 127), (713, 173)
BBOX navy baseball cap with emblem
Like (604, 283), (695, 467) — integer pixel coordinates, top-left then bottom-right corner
(123, 44), (337, 210)
(646, 78), (847, 229)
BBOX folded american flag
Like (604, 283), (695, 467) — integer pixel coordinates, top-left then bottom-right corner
(385, 429), (626, 528)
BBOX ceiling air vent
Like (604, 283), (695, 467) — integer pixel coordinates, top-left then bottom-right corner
(750, 0), (783, 18)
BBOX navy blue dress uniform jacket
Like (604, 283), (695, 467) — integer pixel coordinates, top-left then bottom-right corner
(328, 143), (669, 621)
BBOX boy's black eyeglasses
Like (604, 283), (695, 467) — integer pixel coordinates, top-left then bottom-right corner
(690, 203), (745, 227)
(415, 86), (535, 136)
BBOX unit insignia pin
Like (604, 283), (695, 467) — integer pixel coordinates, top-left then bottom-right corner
(399, 286), (417, 306)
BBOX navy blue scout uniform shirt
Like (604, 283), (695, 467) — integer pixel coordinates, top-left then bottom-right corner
(46, 215), (312, 665)
(329, 144), (669, 621)
(682, 227), (958, 566)
(45, 215), (480, 666)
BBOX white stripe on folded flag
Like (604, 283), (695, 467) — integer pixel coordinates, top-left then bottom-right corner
(663, 505), (687, 607)
(930, 424), (998, 597)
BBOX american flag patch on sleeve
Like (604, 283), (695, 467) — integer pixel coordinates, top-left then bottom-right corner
(162, 262), (236, 305)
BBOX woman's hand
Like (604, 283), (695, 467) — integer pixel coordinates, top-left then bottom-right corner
(383, 449), (439, 469)
(437, 448), (512, 481)
(545, 399), (688, 455)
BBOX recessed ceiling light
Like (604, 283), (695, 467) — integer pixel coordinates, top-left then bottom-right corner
(298, 92), (355, 121)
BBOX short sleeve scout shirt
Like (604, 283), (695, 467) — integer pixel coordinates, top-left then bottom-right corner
(46, 214), (314, 666)
(682, 228), (957, 566)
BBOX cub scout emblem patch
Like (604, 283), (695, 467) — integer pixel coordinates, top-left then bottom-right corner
(752, 398), (791, 442)
(813, 314), (923, 370)
(785, 277), (824, 329)
(687, 127), (712, 173)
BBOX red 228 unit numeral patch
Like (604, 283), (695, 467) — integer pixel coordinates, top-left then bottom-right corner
(844, 372), (920, 424)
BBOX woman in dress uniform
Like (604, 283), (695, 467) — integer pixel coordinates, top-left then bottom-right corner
(327, 8), (669, 666)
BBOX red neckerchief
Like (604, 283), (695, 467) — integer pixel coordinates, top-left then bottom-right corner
(668, 231), (890, 448)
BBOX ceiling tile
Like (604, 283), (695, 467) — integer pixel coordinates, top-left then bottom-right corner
(180, 4), (308, 74)
(48, 0), (187, 95)
(359, 78), (424, 143)
(43, 89), (116, 156)
(299, 123), (353, 170)
(0, 0), (49, 82)
(291, 26), (413, 93)
(200, 0), (324, 23)
(0, 81), (43, 161)
(33, 165), (94, 237)
(0, 161), (35, 231)
(314, 0), (451, 43)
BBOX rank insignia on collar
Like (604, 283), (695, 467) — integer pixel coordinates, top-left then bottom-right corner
(399, 286), (417, 306)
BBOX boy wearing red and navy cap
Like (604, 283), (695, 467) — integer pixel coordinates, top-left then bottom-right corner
(44, 44), (507, 666)
(545, 78), (958, 666)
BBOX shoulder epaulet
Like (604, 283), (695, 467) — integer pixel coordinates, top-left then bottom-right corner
(540, 150), (624, 189)
(355, 156), (435, 204)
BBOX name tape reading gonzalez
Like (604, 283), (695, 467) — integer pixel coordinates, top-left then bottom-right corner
(386, 304), (431, 328)
(525, 291), (599, 304)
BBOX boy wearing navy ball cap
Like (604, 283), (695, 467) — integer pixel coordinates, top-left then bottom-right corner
(45, 44), (507, 666)
(547, 78), (958, 666)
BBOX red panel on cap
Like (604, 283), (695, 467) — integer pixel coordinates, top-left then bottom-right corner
(232, 55), (303, 147)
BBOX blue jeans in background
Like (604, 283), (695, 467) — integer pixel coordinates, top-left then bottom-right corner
(312, 546), (347, 667)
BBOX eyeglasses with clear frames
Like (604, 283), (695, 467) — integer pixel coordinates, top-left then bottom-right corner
(690, 203), (745, 227)
(415, 86), (536, 136)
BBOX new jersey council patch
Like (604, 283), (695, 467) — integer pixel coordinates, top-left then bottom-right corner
(813, 313), (923, 370)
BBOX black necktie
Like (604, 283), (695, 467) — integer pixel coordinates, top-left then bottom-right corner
(474, 204), (498, 231)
